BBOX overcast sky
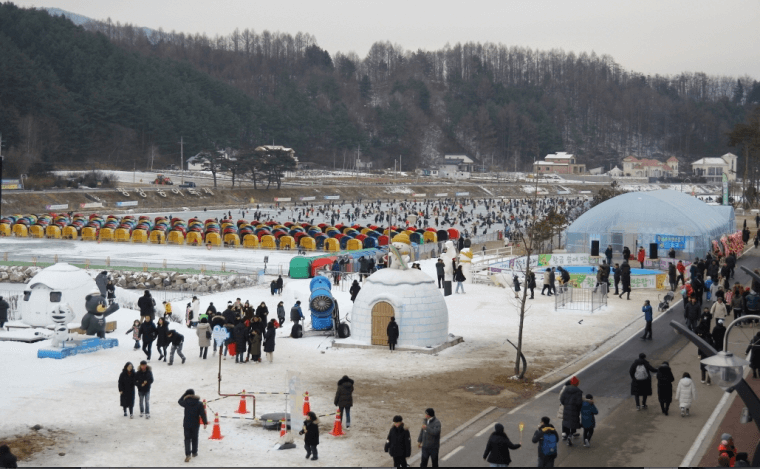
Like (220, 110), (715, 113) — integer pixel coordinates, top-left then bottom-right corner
(13, 0), (760, 79)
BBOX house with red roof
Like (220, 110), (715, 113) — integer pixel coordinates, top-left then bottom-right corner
(621, 156), (679, 178)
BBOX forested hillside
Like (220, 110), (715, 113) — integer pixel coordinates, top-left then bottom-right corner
(1, 2), (759, 177)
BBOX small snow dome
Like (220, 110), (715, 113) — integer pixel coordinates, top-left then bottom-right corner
(21, 263), (98, 327)
(351, 268), (448, 348)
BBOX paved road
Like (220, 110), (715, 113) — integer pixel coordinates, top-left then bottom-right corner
(436, 248), (760, 467)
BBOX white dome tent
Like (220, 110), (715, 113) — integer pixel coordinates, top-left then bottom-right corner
(564, 190), (735, 259)
(350, 268), (448, 348)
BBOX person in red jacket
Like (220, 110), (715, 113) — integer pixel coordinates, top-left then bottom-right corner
(637, 247), (646, 269)
(676, 261), (686, 286)
(718, 433), (737, 467)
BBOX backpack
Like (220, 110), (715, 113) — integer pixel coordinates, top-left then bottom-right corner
(541, 432), (558, 457)
(634, 364), (648, 380)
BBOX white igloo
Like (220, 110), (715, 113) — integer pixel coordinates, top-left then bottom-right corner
(351, 268), (449, 348)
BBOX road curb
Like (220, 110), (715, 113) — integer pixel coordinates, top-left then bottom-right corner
(408, 406), (498, 465)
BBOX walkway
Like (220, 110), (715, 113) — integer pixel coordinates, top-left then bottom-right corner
(427, 248), (760, 467)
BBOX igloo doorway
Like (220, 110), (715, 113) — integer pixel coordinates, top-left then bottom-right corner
(371, 301), (394, 345)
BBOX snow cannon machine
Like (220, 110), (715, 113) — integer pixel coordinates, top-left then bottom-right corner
(308, 276), (350, 337)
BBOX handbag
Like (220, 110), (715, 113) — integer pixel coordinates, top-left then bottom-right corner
(206, 330), (212, 339)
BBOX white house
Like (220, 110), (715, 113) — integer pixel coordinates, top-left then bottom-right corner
(533, 152), (586, 175)
(355, 156), (373, 170)
(437, 154), (475, 179)
(692, 153), (738, 183)
(608, 166), (624, 177)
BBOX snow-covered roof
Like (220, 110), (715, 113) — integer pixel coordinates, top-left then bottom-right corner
(545, 152), (574, 160)
(443, 154), (474, 164)
(692, 157), (730, 166)
(28, 263), (97, 292)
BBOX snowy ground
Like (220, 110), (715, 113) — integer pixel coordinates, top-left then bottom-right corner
(0, 233), (666, 466)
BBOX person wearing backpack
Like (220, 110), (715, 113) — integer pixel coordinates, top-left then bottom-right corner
(482, 422), (521, 467)
(532, 416), (559, 467)
(629, 353), (658, 410)
(580, 394), (598, 448)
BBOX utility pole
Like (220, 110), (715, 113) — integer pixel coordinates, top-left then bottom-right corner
(178, 136), (185, 184)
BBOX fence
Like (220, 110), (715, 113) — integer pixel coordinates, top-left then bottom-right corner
(0, 252), (272, 277)
(0, 290), (23, 321)
(554, 284), (607, 312)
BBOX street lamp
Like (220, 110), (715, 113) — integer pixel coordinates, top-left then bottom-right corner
(701, 351), (749, 391)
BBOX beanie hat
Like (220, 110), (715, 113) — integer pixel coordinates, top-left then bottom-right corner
(393, 415), (403, 423)
(586, 394), (593, 400)
(425, 408), (435, 417)
(570, 376), (580, 386)
(185, 388), (195, 396)
(494, 423), (505, 433)
(721, 433), (732, 441)
(639, 353), (646, 359)
(140, 360), (147, 365)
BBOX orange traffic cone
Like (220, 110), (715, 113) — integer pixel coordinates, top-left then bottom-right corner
(302, 392), (311, 416)
(209, 413), (224, 440)
(329, 409), (344, 436)
(235, 390), (247, 414)
(200, 399), (207, 425)
(279, 418), (288, 438)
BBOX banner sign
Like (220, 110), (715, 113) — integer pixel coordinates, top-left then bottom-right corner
(656, 235), (686, 250)
(412, 193), (426, 197)
(274, 197), (291, 202)
(722, 173), (729, 205)
(115, 201), (138, 207)
(300, 196), (316, 201)
(455, 192), (469, 196)
(1, 179), (22, 190)
(80, 202), (103, 209)
(323, 195), (340, 200)
(435, 193), (448, 197)
(45, 204), (69, 210)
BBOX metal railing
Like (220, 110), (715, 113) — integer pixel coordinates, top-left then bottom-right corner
(555, 284), (607, 312)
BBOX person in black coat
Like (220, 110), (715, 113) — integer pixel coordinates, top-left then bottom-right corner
(255, 302), (269, 322)
(656, 361), (675, 415)
(387, 317), (399, 352)
(618, 261), (632, 300)
(155, 317), (170, 362)
(118, 362), (136, 418)
(334, 375), (354, 429)
(138, 318), (156, 361)
(178, 389), (208, 462)
(386, 415), (412, 468)
(349, 280), (361, 302)
(0, 445), (18, 468)
(275, 275), (284, 295)
(0, 296), (9, 329)
(299, 411), (320, 461)
(233, 321), (247, 363)
(746, 332), (760, 378)
(613, 263), (621, 295)
(527, 270), (536, 299)
(137, 290), (156, 321)
(264, 320), (276, 363)
(559, 376), (583, 445)
(630, 352), (658, 409)
(482, 423), (521, 466)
